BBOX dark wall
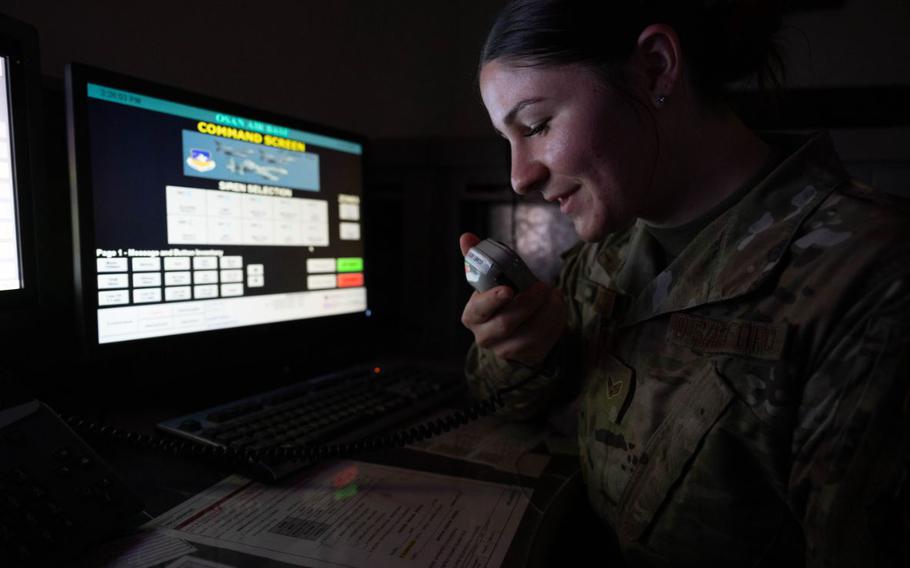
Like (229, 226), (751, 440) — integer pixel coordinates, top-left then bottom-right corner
(1, 0), (507, 139)
(1, 0), (908, 139)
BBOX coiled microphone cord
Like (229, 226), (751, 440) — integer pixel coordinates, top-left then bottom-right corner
(62, 388), (513, 468)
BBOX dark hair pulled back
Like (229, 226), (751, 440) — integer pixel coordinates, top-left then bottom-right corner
(481, 0), (785, 105)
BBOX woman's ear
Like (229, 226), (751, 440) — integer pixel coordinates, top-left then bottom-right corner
(635, 24), (682, 108)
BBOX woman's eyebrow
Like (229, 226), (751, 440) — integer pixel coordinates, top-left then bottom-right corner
(503, 97), (544, 126)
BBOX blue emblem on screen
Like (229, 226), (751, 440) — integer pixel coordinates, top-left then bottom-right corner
(186, 148), (216, 172)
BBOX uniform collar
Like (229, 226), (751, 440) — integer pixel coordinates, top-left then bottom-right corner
(589, 132), (850, 327)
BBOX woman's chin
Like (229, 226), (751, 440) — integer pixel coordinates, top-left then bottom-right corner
(572, 213), (629, 242)
(571, 214), (607, 242)
(574, 220), (605, 243)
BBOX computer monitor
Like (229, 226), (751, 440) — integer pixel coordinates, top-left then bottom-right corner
(0, 56), (22, 292)
(0, 15), (40, 309)
(66, 64), (370, 375)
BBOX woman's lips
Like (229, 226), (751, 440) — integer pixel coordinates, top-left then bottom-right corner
(557, 186), (581, 215)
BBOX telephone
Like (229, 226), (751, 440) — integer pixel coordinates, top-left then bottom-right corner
(0, 400), (145, 565)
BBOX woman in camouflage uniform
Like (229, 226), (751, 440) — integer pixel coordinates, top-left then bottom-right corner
(461, 1), (910, 566)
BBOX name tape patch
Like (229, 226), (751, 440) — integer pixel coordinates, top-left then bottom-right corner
(668, 313), (787, 360)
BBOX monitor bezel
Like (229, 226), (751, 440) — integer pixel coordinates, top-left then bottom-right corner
(65, 62), (374, 374)
(0, 15), (41, 312)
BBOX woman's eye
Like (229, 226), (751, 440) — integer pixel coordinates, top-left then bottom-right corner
(524, 120), (549, 137)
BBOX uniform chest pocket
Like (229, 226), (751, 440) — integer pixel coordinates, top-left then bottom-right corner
(583, 359), (735, 542)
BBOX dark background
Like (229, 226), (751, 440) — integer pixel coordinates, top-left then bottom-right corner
(2, 0), (910, 410)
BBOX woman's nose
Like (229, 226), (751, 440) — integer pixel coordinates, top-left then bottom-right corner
(510, 147), (548, 195)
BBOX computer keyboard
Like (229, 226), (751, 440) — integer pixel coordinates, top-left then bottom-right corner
(157, 364), (465, 481)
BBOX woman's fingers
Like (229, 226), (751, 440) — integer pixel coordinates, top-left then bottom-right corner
(461, 286), (514, 326)
(459, 232), (482, 256)
(465, 283), (566, 367)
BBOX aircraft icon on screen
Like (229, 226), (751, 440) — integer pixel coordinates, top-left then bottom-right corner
(213, 139), (256, 159)
(259, 149), (297, 166)
(213, 140), (290, 182)
(225, 157), (289, 182)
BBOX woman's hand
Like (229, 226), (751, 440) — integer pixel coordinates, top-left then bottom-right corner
(459, 232), (567, 367)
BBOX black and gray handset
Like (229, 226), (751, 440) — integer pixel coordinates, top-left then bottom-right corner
(464, 238), (537, 293)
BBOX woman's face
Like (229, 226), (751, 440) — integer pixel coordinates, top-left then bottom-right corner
(479, 60), (657, 242)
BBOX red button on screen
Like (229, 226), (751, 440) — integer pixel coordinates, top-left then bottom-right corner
(337, 273), (364, 287)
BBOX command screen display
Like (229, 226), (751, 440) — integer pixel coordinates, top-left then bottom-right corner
(81, 81), (367, 344)
(0, 56), (21, 292)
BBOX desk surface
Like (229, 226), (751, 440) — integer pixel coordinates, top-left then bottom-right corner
(77, 404), (613, 568)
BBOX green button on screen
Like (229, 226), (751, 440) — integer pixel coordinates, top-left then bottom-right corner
(337, 258), (364, 272)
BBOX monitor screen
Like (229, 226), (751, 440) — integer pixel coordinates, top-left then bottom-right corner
(0, 55), (21, 292)
(67, 66), (368, 346)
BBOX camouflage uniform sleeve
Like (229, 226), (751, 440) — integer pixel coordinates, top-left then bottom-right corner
(790, 252), (910, 567)
(464, 242), (587, 421)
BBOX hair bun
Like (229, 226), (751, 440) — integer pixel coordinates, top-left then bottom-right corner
(682, 0), (785, 91)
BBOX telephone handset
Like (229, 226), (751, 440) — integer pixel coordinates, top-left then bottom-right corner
(0, 400), (145, 565)
(464, 238), (538, 293)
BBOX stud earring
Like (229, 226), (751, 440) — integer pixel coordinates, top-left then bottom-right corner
(656, 95), (667, 105)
